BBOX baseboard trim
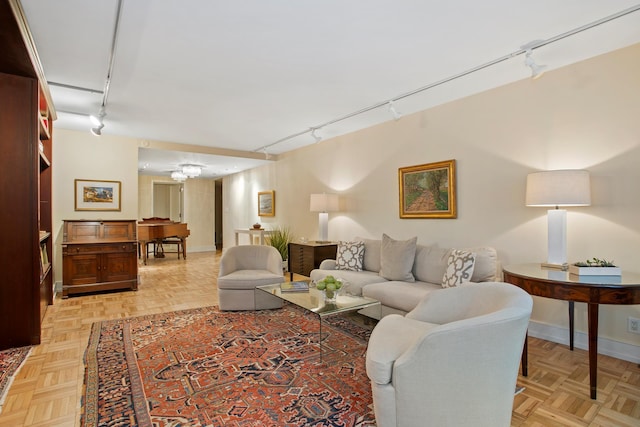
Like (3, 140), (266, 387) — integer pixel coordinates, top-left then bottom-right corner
(528, 320), (640, 364)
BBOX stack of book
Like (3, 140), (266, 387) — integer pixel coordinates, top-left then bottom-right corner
(280, 281), (309, 293)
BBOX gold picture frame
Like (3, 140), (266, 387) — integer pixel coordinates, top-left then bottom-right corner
(74, 179), (122, 211)
(398, 159), (456, 218)
(258, 190), (275, 217)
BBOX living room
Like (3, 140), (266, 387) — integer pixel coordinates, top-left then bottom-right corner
(1, 1), (639, 425)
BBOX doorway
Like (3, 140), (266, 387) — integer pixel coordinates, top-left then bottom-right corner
(153, 182), (184, 222)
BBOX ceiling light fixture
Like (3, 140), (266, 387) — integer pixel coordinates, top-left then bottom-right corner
(387, 101), (402, 120)
(181, 164), (202, 178)
(310, 128), (322, 143)
(254, 5), (640, 154)
(171, 171), (187, 182)
(522, 45), (547, 79)
(88, 0), (124, 136)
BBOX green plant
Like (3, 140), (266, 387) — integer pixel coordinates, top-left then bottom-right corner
(266, 226), (293, 260)
(573, 258), (617, 267)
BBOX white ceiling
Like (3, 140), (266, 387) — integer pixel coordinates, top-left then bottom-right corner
(20, 0), (640, 178)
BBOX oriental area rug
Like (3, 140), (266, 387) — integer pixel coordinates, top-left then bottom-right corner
(81, 305), (376, 427)
(0, 345), (32, 414)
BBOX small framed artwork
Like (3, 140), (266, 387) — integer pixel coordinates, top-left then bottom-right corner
(74, 179), (122, 211)
(258, 190), (275, 217)
(398, 159), (456, 219)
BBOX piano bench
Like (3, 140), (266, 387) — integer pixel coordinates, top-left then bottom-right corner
(161, 238), (184, 259)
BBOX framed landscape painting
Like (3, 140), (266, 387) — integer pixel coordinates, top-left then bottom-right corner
(398, 159), (456, 218)
(74, 179), (121, 211)
(258, 190), (275, 217)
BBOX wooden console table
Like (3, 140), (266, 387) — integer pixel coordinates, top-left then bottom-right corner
(234, 228), (273, 245)
(503, 263), (640, 399)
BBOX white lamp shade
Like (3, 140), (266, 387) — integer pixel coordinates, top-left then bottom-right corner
(309, 193), (339, 212)
(525, 170), (591, 207)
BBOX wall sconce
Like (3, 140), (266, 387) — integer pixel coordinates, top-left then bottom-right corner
(526, 169), (591, 268)
(309, 193), (339, 243)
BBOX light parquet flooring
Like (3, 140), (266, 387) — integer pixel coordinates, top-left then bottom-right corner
(0, 251), (638, 426)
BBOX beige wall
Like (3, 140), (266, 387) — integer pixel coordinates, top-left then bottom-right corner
(223, 44), (640, 356)
(52, 130), (140, 284)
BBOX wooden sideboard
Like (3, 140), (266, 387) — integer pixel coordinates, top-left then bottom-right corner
(62, 220), (138, 297)
(288, 242), (338, 280)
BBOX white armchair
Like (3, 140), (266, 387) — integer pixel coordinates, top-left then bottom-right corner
(366, 282), (532, 427)
(217, 245), (284, 310)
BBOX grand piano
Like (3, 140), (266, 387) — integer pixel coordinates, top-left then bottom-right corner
(137, 218), (190, 265)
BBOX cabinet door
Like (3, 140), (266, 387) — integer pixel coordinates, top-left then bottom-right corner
(101, 252), (137, 283)
(64, 254), (100, 285)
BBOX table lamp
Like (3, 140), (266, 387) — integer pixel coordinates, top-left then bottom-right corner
(526, 170), (591, 269)
(309, 193), (339, 243)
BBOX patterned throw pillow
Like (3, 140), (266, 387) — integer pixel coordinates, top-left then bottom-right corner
(336, 241), (365, 271)
(442, 250), (476, 288)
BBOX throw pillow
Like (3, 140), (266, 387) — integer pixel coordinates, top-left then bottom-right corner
(442, 249), (476, 288)
(379, 234), (417, 282)
(336, 241), (365, 271)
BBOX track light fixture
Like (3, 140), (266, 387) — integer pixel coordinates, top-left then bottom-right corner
(387, 101), (402, 120)
(90, 123), (104, 136)
(524, 49), (547, 80)
(90, 107), (106, 136)
(310, 128), (322, 143)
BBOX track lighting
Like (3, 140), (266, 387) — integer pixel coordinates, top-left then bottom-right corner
(90, 108), (106, 135)
(310, 128), (322, 143)
(387, 101), (402, 120)
(90, 123), (104, 136)
(524, 49), (546, 80)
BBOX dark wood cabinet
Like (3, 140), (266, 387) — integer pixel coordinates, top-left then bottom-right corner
(288, 242), (338, 280)
(62, 220), (138, 297)
(0, 0), (56, 350)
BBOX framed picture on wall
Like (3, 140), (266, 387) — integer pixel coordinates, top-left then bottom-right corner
(74, 179), (122, 211)
(258, 190), (275, 216)
(398, 159), (456, 218)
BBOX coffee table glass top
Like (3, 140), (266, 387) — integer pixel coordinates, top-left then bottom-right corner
(256, 282), (380, 317)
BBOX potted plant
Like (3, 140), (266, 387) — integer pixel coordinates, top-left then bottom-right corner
(266, 226), (293, 271)
(569, 258), (621, 276)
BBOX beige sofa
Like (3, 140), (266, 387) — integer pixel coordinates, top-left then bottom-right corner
(310, 236), (500, 318)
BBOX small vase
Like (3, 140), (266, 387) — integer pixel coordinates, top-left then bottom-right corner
(324, 288), (337, 303)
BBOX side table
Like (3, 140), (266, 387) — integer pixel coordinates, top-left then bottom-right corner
(288, 242), (337, 280)
(503, 263), (640, 399)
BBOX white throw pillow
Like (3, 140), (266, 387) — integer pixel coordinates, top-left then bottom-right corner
(379, 234), (417, 282)
(336, 241), (365, 271)
(442, 249), (476, 288)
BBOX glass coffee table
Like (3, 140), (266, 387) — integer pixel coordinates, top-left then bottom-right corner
(255, 282), (380, 362)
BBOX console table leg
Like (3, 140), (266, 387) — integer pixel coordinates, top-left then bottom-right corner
(569, 301), (575, 351)
(588, 303), (599, 399)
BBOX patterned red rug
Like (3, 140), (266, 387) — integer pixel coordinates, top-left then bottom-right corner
(0, 345), (32, 414)
(82, 305), (376, 426)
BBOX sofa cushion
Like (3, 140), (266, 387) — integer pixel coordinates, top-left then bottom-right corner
(354, 236), (382, 272)
(442, 249), (476, 287)
(363, 281), (441, 312)
(379, 234), (417, 282)
(412, 245), (450, 284)
(336, 241), (365, 271)
(217, 270), (285, 290)
(366, 314), (439, 385)
(465, 246), (499, 282)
